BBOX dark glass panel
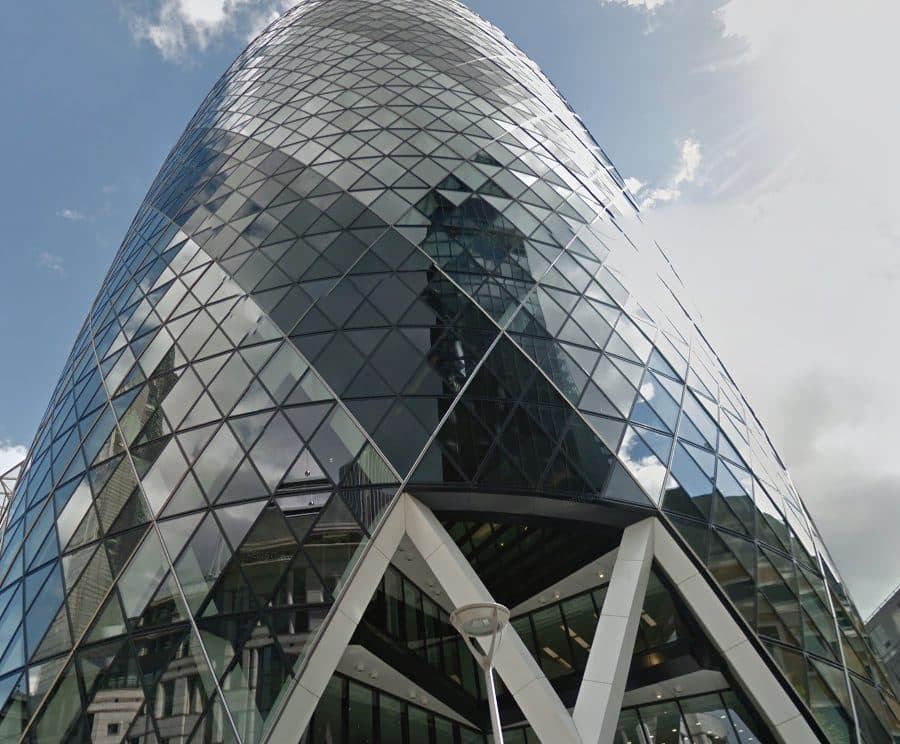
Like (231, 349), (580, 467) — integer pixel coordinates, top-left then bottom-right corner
(560, 593), (597, 670)
(30, 660), (85, 743)
(347, 680), (375, 744)
(378, 689), (404, 744)
(531, 604), (574, 679)
(706, 531), (755, 625)
(721, 689), (769, 744)
(806, 657), (854, 743)
(614, 708), (648, 744)
(310, 676), (343, 744)
(680, 693), (740, 743)
(635, 700), (688, 744)
(303, 495), (367, 597)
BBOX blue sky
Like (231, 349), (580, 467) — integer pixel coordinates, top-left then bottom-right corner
(0, 0), (897, 615)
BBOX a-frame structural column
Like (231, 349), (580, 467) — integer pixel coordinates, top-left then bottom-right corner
(264, 494), (407, 743)
(404, 494), (583, 744)
(573, 517), (654, 744)
(652, 520), (821, 743)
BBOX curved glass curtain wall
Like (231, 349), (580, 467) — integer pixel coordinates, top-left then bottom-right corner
(0, 0), (894, 741)
(504, 690), (770, 744)
(299, 676), (771, 744)
(300, 673), (484, 744)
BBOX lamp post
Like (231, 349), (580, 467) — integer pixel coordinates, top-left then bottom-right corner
(450, 602), (510, 744)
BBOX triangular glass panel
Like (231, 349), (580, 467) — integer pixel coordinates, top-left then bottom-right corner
(250, 412), (303, 492)
(160, 471), (208, 518)
(31, 603), (71, 662)
(28, 659), (86, 743)
(806, 658), (855, 743)
(220, 620), (292, 741)
(230, 411), (275, 451)
(85, 591), (128, 643)
(187, 691), (239, 743)
(95, 458), (141, 532)
(192, 426), (244, 501)
(133, 570), (190, 632)
(216, 458), (269, 505)
(25, 562), (64, 657)
(117, 530), (169, 626)
(132, 624), (220, 741)
(197, 613), (260, 681)
(105, 525), (149, 577)
(618, 426), (669, 503)
(234, 505), (300, 607)
(303, 494), (368, 597)
(173, 512), (236, 616)
(231, 378), (277, 416)
(706, 530), (756, 624)
(158, 512), (204, 561)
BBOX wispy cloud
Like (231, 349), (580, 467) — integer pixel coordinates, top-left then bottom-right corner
(38, 252), (64, 275)
(57, 208), (86, 221)
(124, 0), (294, 63)
(599, 0), (669, 10)
(628, 138), (702, 209)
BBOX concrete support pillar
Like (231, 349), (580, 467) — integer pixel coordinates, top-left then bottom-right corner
(573, 518), (654, 744)
(404, 494), (582, 744)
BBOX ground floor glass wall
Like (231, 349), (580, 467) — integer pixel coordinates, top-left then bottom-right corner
(301, 674), (484, 744)
(301, 674), (770, 744)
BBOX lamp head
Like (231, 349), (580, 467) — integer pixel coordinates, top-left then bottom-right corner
(450, 603), (510, 638)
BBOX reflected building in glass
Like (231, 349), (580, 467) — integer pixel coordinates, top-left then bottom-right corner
(0, 1), (897, 742)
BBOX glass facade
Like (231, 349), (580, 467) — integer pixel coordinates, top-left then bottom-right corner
(301, 680), (768, 744)
(300, 673), (484, 744)
(0, 0), (897, 741)
(867, 586), (900, 691)
(612, 691), (769, 744)
(325, 556), (776, 743)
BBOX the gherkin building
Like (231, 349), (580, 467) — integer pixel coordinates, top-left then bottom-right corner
(0, 1), (897, 742)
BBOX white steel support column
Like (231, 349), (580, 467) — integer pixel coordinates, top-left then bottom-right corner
(403, 495), (583, 744)
(573, 518), (655, 744)
(264, 493), (407, 742)
(652, 520), (821, 743)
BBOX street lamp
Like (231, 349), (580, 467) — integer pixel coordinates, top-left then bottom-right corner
(450, 602), (510, 744)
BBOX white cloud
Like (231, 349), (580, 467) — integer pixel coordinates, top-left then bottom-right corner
(619, 429), (667, 498)
(633, 137), (702, 209)
(600, 0), (669, 10)
(57, 208), (86, 221)
(126, 0), (294, 62)
(38, 252), (64, 275)
(624, 176), (644, 196)
(0, 443), (26, 476)
(642, 0), (900, 613)
(672, 138), (701, 186)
